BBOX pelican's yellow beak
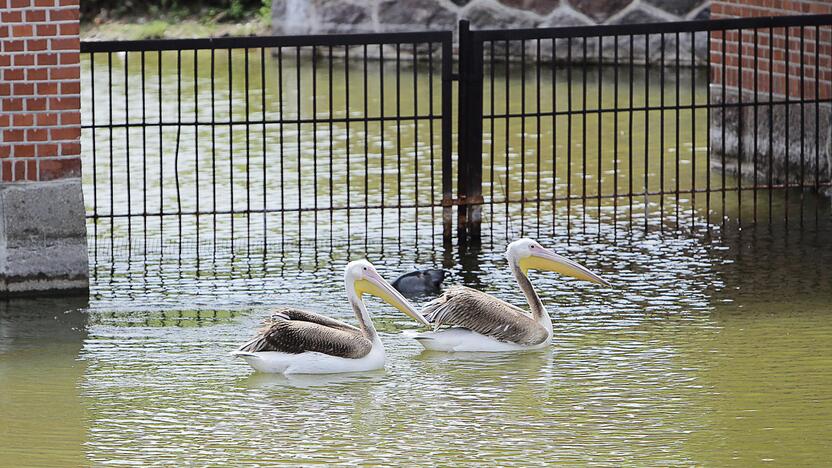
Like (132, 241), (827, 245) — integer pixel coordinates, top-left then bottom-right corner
(355, 271), (431, 326)
(518, 247), (610, 286)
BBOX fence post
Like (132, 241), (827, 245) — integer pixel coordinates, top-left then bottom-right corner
(457, 20), (484, 243)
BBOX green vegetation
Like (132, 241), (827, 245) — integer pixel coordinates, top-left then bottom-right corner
(81, 0), (272, 40)
(81, 0), (269, 22)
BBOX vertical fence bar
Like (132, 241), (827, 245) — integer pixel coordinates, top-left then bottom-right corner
(362, 44), (368, 234)
(535, 38), (541, 236)
(659, 33), (665, 232)
(784, 26), (790, 227)
(344, 44), (351, 237)
(706, 30), (711, 230)
(644, 34), (649, 232)
(737, 28), (743, 227)
(260, 47), (267, 246)
(768, 27), (774, 224)
(691, 31), (697, 229)
(124, 51), (131, 237)
(210, 48), (217, 240)
(107, 52), (113, 220)
(674, 31), (680, 230)
(379, 44), (385, 237)
(753, 28), (759, 224)
(567, 37), (573, 238)
(520, 38), (526, 235)
(504, 39), (510, 230)
(490, 40), (496, 239)
(628, 34), (634, 230)
(395, 43), (402, 225)
(141, 51), (147, 238)
(799, 26), (805, 227)
(228, 48), (234, 239)
(596, 35), (602, 236)
(295, 46), (302, 238)
(551, 37), (557, 236)
(175, 49), (182, 240)
(89, 54), (97, 241)
(442, 35), (453, 240)
(613, 34), (619, 236)
(721, 30), (726, 230)
(278, 47), (285, 251)
(413, 42), (420, 236)
(312, 45), (319, 240)
(328, 45), (334, 242)
(815, 25), (820, 225)
(427, 42), (435, 239)
(581, 38), (587, 234)
(194, 49), (200, 246)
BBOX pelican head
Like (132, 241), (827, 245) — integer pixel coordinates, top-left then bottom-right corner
(345, 260), (431, 326)
(506, 238), (610, 286)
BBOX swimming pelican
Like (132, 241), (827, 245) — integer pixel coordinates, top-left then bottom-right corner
(232, 260), (430, 374)
(412, 238), (609, 352)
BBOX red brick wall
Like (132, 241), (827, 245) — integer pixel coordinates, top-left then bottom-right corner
(711, 0), (832, 100)
(0, 0), (81, 182)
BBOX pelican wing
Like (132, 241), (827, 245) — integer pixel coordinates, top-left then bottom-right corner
(421, 286), (549, 346)
(237, 308), (372, 359)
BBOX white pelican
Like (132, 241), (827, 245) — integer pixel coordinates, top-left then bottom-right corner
(413, 238), (609, 352)
(232, 260), (430, 374)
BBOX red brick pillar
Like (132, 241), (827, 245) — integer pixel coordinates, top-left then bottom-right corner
(0, 0), (88, 297)
(1, 0), (81, 180)
(709, 0), (832, 189)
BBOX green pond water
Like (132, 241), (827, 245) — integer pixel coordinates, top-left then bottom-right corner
(1, 50), (831, 466)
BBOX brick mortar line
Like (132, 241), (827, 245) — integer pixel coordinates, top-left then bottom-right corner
(2, 20), (83, 27)
(2, 94), (84, 99)
(4, 5), (81, 10)
(4, 127), (84, 132)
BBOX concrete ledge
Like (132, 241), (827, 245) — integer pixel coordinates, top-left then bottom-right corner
(0, 179), (89, 298)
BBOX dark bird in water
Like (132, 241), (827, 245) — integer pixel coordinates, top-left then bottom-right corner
(392, 269), (447, 297)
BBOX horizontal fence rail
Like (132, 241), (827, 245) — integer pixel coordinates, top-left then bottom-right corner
(457, 14), (832, 240)
(80, 15), (832, 254)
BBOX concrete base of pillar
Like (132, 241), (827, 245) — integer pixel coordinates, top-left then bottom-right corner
(0, 179), (89, 297)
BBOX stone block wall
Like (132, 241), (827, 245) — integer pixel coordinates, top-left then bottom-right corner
(272, 0), (710, 36)
(0, 0), (88, 296)
(709, 0), (832, 189)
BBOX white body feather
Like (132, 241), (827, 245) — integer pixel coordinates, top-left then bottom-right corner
(231, 337), (385, 374)
(414, 315), (553, 352)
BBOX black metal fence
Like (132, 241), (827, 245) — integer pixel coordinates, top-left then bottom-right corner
(456, 14), (832, 242)
(80, 32), (453, 252)
(80, 15), (832, 251)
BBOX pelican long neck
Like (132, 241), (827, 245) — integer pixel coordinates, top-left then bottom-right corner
(346, 281), (379, 343)
(510, 258), (546, 321)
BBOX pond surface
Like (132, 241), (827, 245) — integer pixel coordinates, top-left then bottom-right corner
(3, 220), (832, 466)
(2, 51), (832, 465)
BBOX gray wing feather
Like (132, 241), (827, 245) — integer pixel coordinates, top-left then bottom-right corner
(237, 308), (372, 359)
(421, 286), (549, 346)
